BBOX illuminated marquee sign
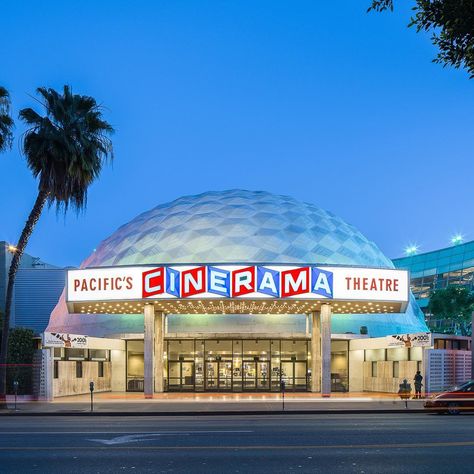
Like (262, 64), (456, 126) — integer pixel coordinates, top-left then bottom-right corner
(66, 264), (409, 304)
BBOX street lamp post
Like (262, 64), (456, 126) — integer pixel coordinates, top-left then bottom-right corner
(280, 380), (286, 412)
(13, 380), (19, 411)
(90, 381), (94, 413)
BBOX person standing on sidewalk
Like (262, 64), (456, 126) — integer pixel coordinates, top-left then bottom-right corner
(414, 371), (423, 399)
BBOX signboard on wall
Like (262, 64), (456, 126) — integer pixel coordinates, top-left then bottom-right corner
(386, 332), (432, 348)
(43, 332), (88, 348)
(66, 264), (409, 305)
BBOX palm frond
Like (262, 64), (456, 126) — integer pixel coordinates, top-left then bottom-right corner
(0, 86), (14, 152)
(19, 85), (114, 212)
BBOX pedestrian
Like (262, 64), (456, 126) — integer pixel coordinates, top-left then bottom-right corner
(414, 371), (423, 399)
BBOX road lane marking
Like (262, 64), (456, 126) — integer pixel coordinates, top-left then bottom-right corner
(0, 430), (253, 435)
(1, 441), (474, 451)
(88, 431), (254, 445)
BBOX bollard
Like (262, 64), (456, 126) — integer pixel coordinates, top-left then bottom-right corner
(90, 381), (95, 412)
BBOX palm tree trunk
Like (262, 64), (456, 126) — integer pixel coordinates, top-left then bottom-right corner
(0, 189), (49, 407)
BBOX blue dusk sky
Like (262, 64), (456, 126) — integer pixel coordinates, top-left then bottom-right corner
(1, 1), (473, 267)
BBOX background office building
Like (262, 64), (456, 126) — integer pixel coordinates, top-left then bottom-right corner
(0, 241), (66, 334)
(393, 240), (474, 334)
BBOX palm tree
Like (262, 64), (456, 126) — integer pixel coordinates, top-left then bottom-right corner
(0, 86), (14, 153)
(0, 86), (114, 405)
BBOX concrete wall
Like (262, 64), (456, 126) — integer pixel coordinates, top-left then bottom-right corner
(53, 361), (111, 397)
(111, 349), (126, 391)
(348, 349), (364, 392)
(362, 360), (419, 393)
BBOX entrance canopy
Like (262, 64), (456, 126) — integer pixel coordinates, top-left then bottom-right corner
(66, 264), (409, 315)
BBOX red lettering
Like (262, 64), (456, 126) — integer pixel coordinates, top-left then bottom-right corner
(90, 278), (97, 291)
(232, 267), (255, 297)
(281, 267), (310, 298)
(386, 279), (392, 291)
(346, 277), (351, 290)
(393, 279), (398, 291)
(363, 278), (368, 291)
(74, 279), (80, 291)
(370, 278), (377, 290)
(182, 266), (206, 298)
(142, 267), (165, 298)
(126, 276), (133, 289)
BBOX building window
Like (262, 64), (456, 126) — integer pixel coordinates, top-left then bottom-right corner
(90, 349), (109, 361)
(76, 361), (83, 378)
(53, 348), (63, 360)
(371, 361), (377, 377)
(98, 361), (104, 378)
(67, 349), (87, 361)
(54, 361), (59, 379)
(393, 361), (399, 378)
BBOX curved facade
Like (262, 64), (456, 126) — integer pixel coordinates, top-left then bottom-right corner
(48, 189), (427, 337)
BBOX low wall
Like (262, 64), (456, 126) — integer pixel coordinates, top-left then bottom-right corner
(362, 360), (419, 393)
(53, 361), (111, 397)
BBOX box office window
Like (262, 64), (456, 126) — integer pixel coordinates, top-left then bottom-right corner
(371, 362), (377, 377)
(76, 361), (83, 378)
(98, 361), (104, 378)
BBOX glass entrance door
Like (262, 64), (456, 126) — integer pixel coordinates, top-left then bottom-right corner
(281, 360), (308, 391)
(205, 360), (232, 390)
(242, 361), (270, 391)
(205, 361), (218, 390)
(243, 361), (256, 390)
(257, 361), (270, 390)
(167, 361), (195, 391)
(218, 361), (232, 390)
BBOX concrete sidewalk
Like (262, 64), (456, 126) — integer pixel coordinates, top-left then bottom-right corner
(1, 391), (428, 415)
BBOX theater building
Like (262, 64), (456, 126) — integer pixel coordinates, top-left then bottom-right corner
(41, 190), (430, 399)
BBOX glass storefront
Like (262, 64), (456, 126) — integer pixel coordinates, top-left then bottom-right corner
(165, 339), (310, 392)
(125, 338), (350, 393)
(126, 340), (144, 392)
(331, 340), (349, 392)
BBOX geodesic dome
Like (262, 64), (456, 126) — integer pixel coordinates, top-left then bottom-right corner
(48, 190), (427, 337)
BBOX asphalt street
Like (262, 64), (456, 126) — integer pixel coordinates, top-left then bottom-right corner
(0, 413), (473, 473)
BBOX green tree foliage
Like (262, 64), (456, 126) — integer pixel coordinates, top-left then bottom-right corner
(368, 1), (474, 78)
(0, 86), (114, 404)
(6, 328), (35, 395)
(0, 86), (14, 153)
(429, 286), (474, 335)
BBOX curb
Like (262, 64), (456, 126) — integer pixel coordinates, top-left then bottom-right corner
(0, 409), (429, 416)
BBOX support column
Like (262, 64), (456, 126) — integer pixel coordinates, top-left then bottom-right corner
(311, 311), (321, 392)
(143, 304), (155, 399)
(321, 304), (332, 397)
(154, 312), (164, 393)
